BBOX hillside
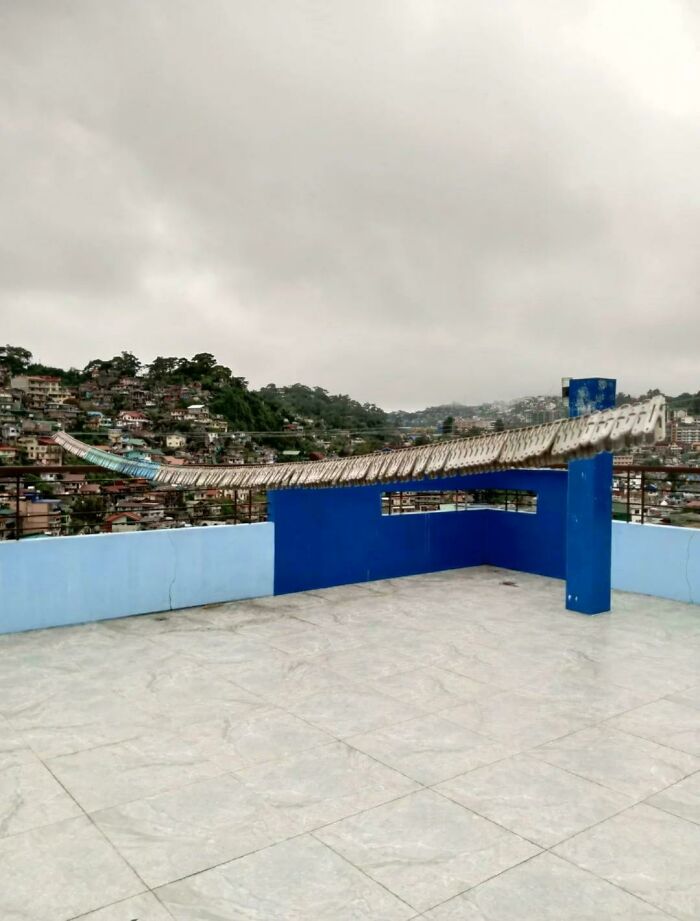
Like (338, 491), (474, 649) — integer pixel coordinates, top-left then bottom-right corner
(0, 345), (392, 443)
(3, 346), (698, 437)
(259, 383), (388, 433)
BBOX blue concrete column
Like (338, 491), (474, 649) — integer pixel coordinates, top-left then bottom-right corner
(565, 377), (616, 614)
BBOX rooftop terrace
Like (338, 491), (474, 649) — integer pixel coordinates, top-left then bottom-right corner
(1, 567), (699, 920)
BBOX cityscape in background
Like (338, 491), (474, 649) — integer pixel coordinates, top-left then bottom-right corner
(1, 344), (699, 539)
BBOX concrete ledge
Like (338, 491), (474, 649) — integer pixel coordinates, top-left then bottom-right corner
(2, 515), (698, 636)
(0, 523), (274, 634)
(612, 521), (700, 605)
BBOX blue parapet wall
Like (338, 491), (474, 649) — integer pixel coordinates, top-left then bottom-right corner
(2, 481), (699, 637)
(0, 523), (274, 634)
(269, 469), (567, 595)
(612, 521), (700, 605)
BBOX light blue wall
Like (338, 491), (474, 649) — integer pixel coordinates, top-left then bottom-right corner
(0, 524), (274, 634)
(612, 521), (700, 605)
(2, 511), (698, 636)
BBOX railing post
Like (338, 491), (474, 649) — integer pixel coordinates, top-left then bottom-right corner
(626, 469), (631, 522)
(565, 377), (616, 614)
(15, 474), (21, 541)
(641, 470), (646, 524)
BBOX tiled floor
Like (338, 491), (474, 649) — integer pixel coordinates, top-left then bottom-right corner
(1, 566), (699, 920)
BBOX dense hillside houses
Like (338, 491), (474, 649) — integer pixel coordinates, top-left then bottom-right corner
(1, 344), (699, 537)
(0, 346), (399, 537)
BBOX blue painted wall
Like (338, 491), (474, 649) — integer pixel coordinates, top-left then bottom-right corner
(269, 469), (567, 595)
(0, 523), (274, 634)
(612, 521), (700, 605)
(481, 470), (568, 577)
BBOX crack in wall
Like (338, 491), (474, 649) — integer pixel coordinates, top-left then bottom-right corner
(167, 532), (178, 610)
(684, 530), (697, 605)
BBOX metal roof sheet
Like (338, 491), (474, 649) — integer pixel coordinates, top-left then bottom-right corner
(53, 396), (666, 490)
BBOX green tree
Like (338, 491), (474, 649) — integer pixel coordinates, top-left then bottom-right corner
(494, 418), (505, 432)
(177, 353), (218, 381)
(258, 383), (389, 434)
(70, 496), (107, 533)
(442, 416), (454, 436)
(83, 356), (115, 376)
(210, 385), (285, 435)
(112, 351), (141, 377)
(147, 356), (180, 379)
(0, 345), (32, 374)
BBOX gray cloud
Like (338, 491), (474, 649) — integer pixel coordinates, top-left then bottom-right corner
(1, 0), (698, 407)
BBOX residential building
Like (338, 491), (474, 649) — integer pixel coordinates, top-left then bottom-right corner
(103, 512), (142, 533)
(11, 375), (66, 407)
(676, 421), (700, 444)
(614, 454), (635, 466)
(1, 423), (20, 441)
(187, 404), (209, 417)
(16, 436), (63, 465)
(165, 433), (187, 449)
(115, 498), (163, 526)
(205, 417), (229, 432)
(117, 410), (149, 430)
(452, 417), (491, 434)
(21, 419), (57, 436)
(16, 497), (62, 537)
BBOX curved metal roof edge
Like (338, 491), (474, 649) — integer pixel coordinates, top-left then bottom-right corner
(52, 396), (666, 490)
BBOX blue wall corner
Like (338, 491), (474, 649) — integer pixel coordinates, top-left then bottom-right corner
(269, 469), (567, 596)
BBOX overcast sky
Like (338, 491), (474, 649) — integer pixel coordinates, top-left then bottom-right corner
(1, 1), (698, 409)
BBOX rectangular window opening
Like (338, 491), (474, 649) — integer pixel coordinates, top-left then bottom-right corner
(381, 489), (538, 516)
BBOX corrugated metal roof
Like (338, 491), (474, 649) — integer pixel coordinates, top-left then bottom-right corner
(53, 395), (666, 490)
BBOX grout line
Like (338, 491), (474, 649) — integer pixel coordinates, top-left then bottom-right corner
(145, 830), (320, 893)
(427, 783), (545, 851)
(65, 890), (177, 921)
(597, 718), (700, 761)
(551, 848), (686, 921)
(409, 848), (547, 918)
(310, 832), (420, 914)
(64, 761), (233, 817)
(640, 767), (700, 827)
(38, 757), (153, 893)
